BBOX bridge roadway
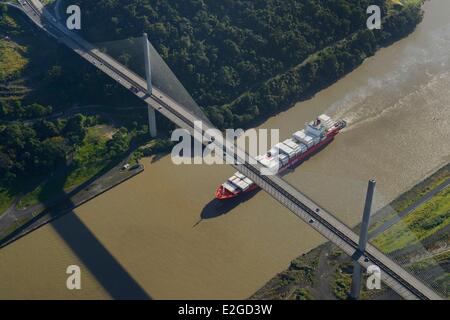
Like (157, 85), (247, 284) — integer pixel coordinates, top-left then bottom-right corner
(15, 0), (443, 300)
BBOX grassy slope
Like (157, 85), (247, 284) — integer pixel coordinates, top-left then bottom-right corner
(369, 164), (450, 233)
(373, 188), (450, 254)
(64, 126), (111, 189)
(0, 39), (28, 81)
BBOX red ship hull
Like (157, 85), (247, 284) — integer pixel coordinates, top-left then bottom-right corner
(215, 126), (341, 200)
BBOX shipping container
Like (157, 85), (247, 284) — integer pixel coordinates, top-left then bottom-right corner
(223, 182), (238, 193)
(279, 154), (289, 166)
(294, 130), (314, 147)
(243, 177), (253, 185)
(283, 139), (300, 150)
(275, 142), (294, 156)
(318, 114), (334, 130)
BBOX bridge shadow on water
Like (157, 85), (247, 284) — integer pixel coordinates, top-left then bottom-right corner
(43, 163), (151, 299)
(1, 160), (151, 299)
(51, 209), (151, 299)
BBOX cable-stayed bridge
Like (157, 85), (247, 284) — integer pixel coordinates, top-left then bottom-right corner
(12, 0), (443, 300)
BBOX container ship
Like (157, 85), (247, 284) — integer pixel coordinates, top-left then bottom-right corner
(215, 114), (347, 200)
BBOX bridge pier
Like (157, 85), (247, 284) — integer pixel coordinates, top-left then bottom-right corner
(351, 179), (376, 300)
(147, 105), (157, 138)
(143, 33), (157, 138)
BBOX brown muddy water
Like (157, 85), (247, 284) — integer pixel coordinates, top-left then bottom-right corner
(1, 0), (450, 299)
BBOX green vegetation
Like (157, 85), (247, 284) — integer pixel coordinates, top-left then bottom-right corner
(433, 273), (450, 298)
(16, 174), (66, 209)
(0, 214), (32, 240)
(17, 184), (44, 209)
(288, 255), (318, 284)
(1, 3), (142, 108)
(368, 162), (450, 299)
(15, 126), (114, 208)
(408, 251), (450, 298)
(0, 101), (53, 120)
(0, 113), (133, 213)
(331, 262), (381, 300)
(412, 250), (450, 270)
(251, 248), (320, 300)
(75, 0), (424, 129)
(0, 186), (15, 214)
(293, 288), (313, 300)
(0, 5), (148, 215)
(373, 188), (450, 253)
(369, 163), (450, 233)
(64, 125), (130, 189)
(0, 5), (19, 31)
(0, 39), (28, 81)
(332, 263), (352, 300)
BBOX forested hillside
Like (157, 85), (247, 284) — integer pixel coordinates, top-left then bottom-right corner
(75, 0), (423, 127)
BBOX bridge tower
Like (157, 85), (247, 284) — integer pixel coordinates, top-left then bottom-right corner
(143, 33), (157, 138)
(350, 179), (376, 299)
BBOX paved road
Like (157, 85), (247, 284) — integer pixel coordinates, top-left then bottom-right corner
(369, 178), (450, 239)
(13, 0), (443, 300)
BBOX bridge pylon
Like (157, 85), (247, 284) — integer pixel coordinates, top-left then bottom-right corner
(351, 179), (376, 299)
(143, 33), (157, 138)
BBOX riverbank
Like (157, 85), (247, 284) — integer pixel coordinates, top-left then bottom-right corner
(220, 0), (425, 129)
(0, 161), (144, 248)
(252, 161), (450, 300)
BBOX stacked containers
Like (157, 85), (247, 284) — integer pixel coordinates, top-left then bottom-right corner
(275, 142), (294, 157)
(293, 130), (314, 148)
(275, 142), (295, 167)
(235, 172), (246, 179)
(234, 172), (254, 186)
(318, 114), (334, 130)
(225, 114), (335, 191)
(285, 138), (308, 155)
(223, 181), (238, 193)
(236, 180), (250, 191)
(279, 154), (289, 166)
(283, 139), (302, 157)
(229, 174), (250, 191)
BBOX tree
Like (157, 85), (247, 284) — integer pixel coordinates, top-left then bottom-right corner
(63, 114), (86, 144)
(106, 127), (130, 159)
